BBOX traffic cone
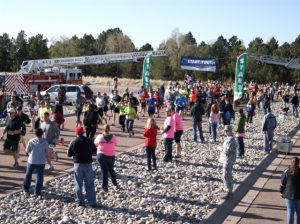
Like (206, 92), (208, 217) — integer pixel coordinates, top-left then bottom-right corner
(60, 137), (64, 146)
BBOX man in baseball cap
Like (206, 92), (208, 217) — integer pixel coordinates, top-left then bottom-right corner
(68, 126), (97, 207)
(75, 126), (84, 135)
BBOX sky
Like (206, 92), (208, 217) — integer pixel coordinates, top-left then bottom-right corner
(1, 0), (299, 49)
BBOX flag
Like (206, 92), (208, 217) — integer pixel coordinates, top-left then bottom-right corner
(142, 53), (153, 89)
(234, 53), (247, 101)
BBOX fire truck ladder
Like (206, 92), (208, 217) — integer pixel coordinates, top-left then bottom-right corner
(248, 54), (300, 70)
(19, 50), (168, 74)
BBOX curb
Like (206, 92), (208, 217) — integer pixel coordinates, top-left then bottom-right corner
(202, 124), (300, 224)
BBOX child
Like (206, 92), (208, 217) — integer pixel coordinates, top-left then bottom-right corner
(143, 118), (159, 171)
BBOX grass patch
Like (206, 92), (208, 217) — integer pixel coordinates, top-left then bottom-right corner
(83, 76), (167, 89)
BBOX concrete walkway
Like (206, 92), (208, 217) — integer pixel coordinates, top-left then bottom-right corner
(205, 123), (300, 224)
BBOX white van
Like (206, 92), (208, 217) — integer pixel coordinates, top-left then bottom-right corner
(40, 84), (85, 104)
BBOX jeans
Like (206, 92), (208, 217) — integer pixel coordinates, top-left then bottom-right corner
(224, 118), (231, 125)
(163, 138), (173, 162)
(210, 122), (218, 142)
(145, 147), (157, 170)
(97, 154), (117, 191)
(125, 119), (134, 132)
(264, 129), (274, 152)
(23, 163), (45, 195)
(247, 112), (253, 123)
(193, 121), (204, 142)
(73, 163), (96, 205)
(237, 137), (245, 157)
(293, 105), (299, 118)
(285, 199), (300, 224)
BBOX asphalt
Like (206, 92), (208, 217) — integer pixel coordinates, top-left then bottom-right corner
(0, 109), (193, 197)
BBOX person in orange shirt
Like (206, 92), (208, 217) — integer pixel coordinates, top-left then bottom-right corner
(188, 90), (196, 110)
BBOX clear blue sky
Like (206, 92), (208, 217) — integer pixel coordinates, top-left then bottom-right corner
(1, 0), (299, 49)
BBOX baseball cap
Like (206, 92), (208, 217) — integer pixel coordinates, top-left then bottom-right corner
(8, 108), (16, 113)
(224, 125), (232, 131)
(75, 127), (84, 135)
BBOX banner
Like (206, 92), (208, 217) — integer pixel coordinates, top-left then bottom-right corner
(180, 56), (216, 72)
(234, 53), (247, 101)
(142, 53), (153, 89)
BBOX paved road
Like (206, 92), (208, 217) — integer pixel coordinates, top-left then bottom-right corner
(0, 104), (193, 197)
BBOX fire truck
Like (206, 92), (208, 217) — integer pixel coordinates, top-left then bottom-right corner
(0, 50), (168, 95)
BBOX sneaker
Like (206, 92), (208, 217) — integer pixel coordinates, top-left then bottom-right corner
(13, 162), (19, 168)
(114, 185), (121, 190)
(47, 165), (54, 171)
(221, 192), (232, 200)
(77, 202), (85, 207)
(23, 191), (30, 197)
(88, 203), (97, 208)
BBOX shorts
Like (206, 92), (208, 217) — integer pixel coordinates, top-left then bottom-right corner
(141, 101), (146, 108)
(103, 105), (108, 112)
(4, 138), (19, 151)
(98, 107), (104, 117)
(75, 109), (82, 118)
(189, 102), (195, 108)
(176, 106), (185, 113)
(114, 107), (120, 113)
(174, 130), (183, 143)
(148, 109), (155, 116)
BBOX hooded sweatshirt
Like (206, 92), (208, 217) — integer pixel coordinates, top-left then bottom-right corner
(94, 134), (117, 156)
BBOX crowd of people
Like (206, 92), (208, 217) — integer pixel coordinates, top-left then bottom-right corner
(0, 77), (299, 219)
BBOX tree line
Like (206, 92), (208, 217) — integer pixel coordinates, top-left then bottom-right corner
(0, 28), (299, 83)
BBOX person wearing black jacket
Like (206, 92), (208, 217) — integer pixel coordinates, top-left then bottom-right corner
(223, 99), (235, 125)
(16, 106), (31, 150)
(190, 99), (205, 143)
(67, 127), (97, 207)
(280, 157), (300, 224)
(83, 103), (99, 139)
(291, 93), (299, 118)
(0, 108), (22, 168)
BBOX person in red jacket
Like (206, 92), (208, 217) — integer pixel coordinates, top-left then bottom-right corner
(143, 118), (159, 171)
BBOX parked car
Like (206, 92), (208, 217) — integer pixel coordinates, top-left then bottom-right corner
(40, 84), (93, 104)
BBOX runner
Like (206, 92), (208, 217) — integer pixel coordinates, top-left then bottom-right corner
(0, 108), (22, 168)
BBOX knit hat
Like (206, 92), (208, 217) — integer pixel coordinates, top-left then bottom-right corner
(75, 127), (84, 135)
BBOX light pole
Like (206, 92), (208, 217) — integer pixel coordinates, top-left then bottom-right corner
(15, 47), (21, 72)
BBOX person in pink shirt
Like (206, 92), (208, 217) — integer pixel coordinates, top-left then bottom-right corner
(209, 102), (220, 143)
(172, 107), (183, 158)
(94, 124), (119, 192)
(161, 107), (175, 162)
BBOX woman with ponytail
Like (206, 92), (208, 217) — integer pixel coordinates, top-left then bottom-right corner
(280, 157), (300, 224)
(94, 124), (119, 192)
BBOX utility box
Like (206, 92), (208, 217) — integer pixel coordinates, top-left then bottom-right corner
(276, 136), (292, 154)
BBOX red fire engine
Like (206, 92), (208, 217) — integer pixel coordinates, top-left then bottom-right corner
(0, 50), (168, 95)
